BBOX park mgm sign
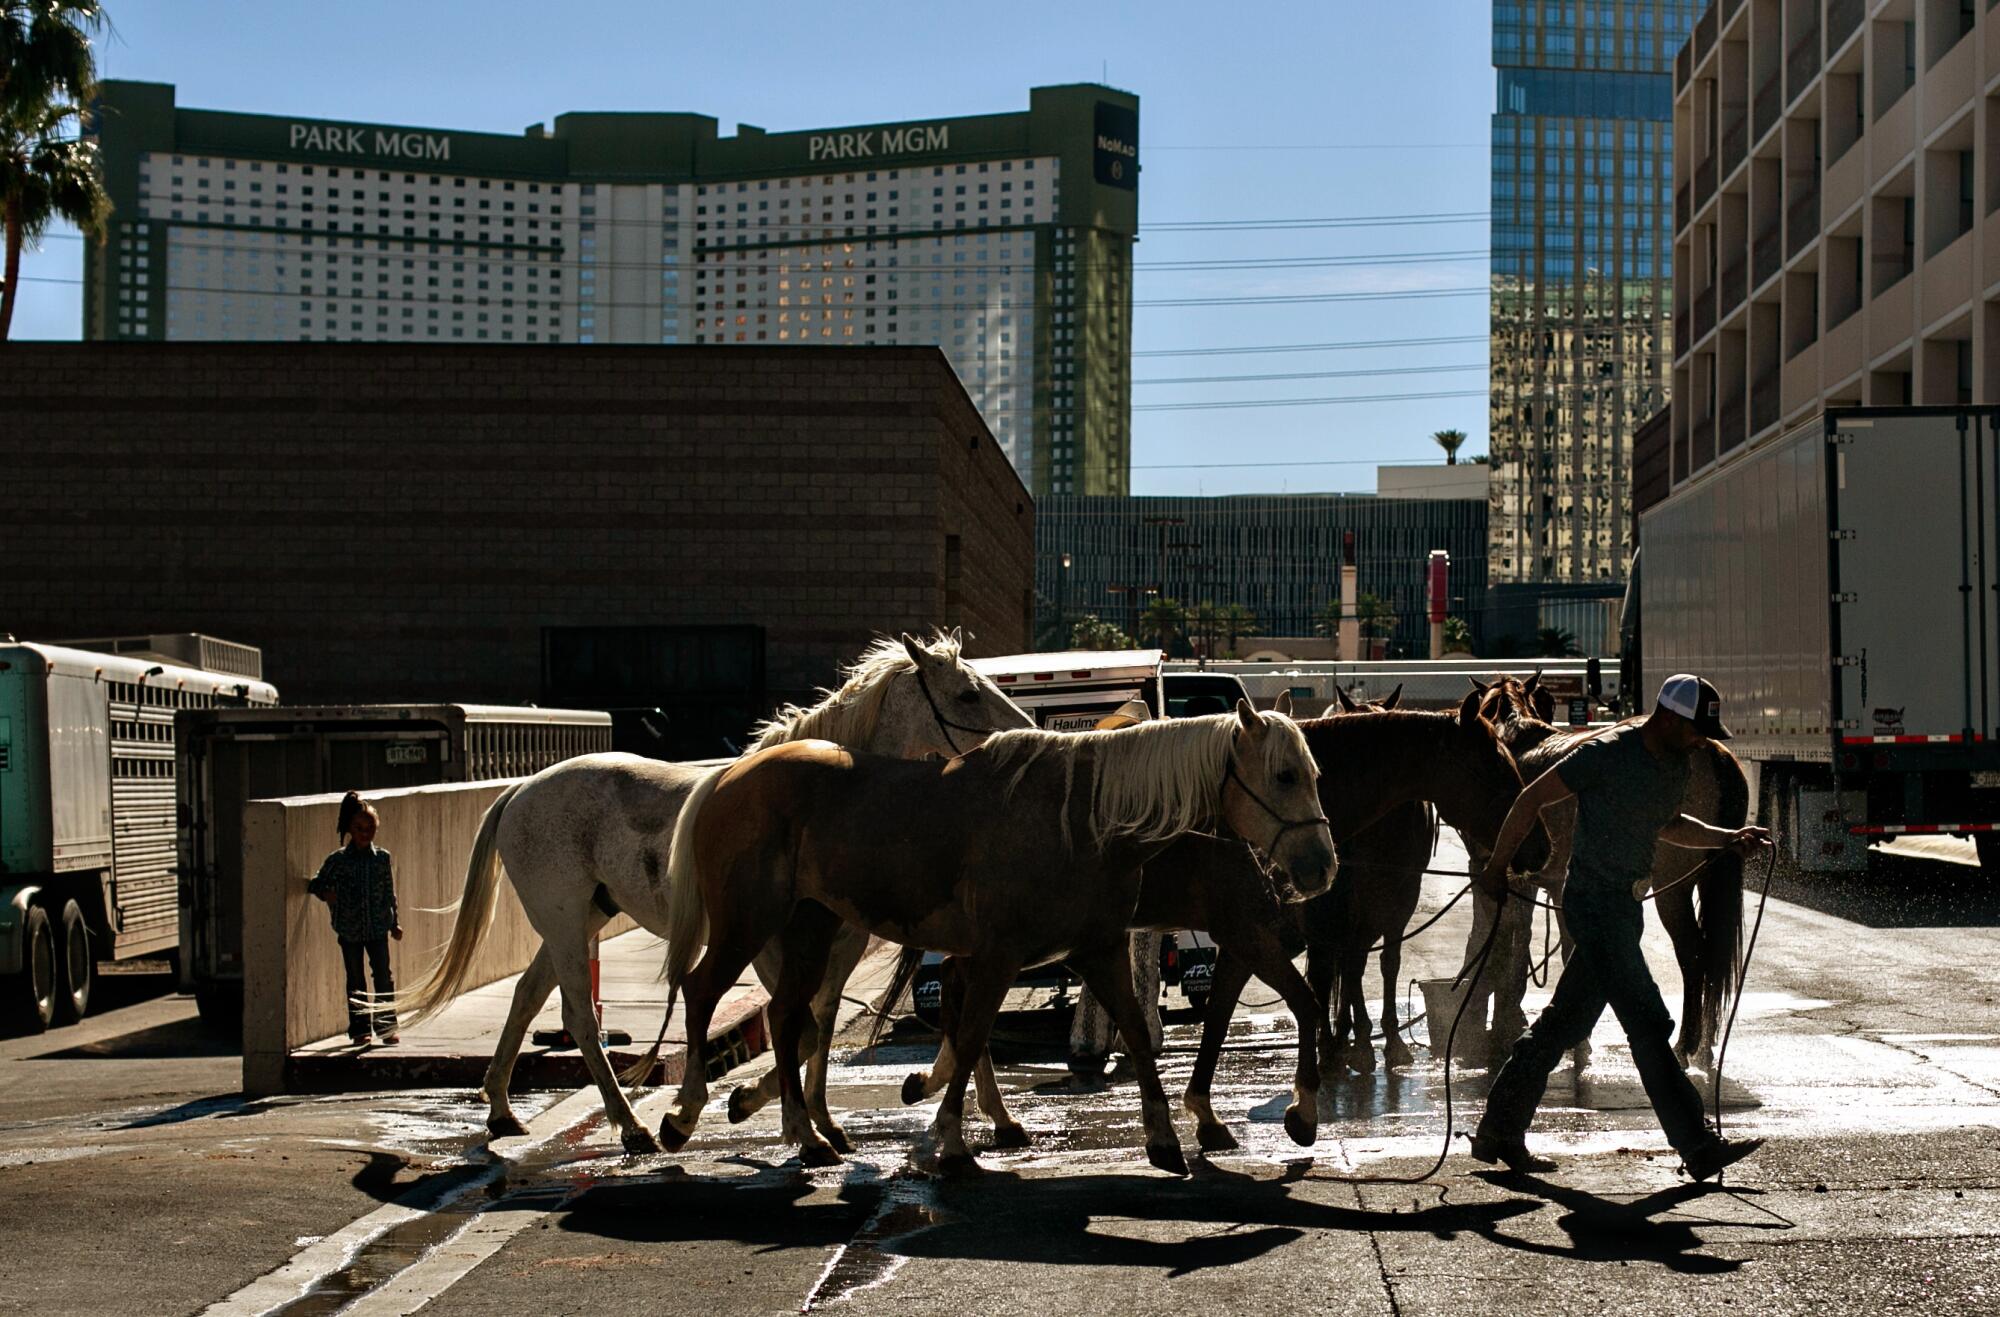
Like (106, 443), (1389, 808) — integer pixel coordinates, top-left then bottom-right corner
(83, 81), (1140, 497)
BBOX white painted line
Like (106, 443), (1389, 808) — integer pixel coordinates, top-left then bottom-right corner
(342, 1196), (563, 1317)
(199, 1084), (604, 1317)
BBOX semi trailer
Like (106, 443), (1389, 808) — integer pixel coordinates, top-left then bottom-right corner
(0, 641), (279, 1031)
(1636, 407), (2000, 874)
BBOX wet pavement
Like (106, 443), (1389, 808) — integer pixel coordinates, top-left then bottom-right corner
(4, 830), (2000, 1313)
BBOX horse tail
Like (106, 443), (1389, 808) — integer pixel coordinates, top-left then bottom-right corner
(661, 764), (726, 993)
(396, 780), (523, 1027)
(867, 946), (927, 1051)
(1698, 745), (1750, 1039)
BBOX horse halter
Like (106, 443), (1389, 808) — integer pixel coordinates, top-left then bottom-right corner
(1222, 753), (1332, 846)
(908, 660), (997, 757)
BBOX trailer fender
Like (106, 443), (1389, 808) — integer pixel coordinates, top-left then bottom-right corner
(0, 885), (45, 976)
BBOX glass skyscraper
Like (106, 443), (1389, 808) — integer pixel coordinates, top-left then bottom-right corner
(1489, 1), (1695, 583)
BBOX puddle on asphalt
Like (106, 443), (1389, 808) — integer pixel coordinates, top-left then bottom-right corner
(802, 1175), (944, 1310)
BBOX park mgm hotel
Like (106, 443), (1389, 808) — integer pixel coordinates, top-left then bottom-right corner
(81, 81), (1141, 496)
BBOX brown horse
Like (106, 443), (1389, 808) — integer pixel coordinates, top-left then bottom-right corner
(659, 703), (1336, 1173)
(1472, 674), (1747, 1070)
(1308, 684), (1439, 1075)
(921, 689), (1549, 1154)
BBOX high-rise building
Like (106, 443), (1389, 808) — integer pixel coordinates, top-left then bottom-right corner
(1669, 0), (2000, 485)
(81, 81), (1140, 496)
(1489, 2), (1696, 583)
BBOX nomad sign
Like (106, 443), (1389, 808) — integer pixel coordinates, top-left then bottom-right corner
(807, 123), (950, 161)
(288, 123), (451, 161)
(1093, 101), (1138, 189)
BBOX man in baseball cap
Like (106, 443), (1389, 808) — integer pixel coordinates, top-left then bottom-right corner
(1468, 671), (1770, 1183)
(1656, 673), (1733, 741)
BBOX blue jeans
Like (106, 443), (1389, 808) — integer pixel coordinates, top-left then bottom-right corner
(1476, 883), (1715, 1155)
(341, 937), (397, 1040)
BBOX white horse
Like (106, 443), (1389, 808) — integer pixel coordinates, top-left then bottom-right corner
(395, 632), (1032, 1153)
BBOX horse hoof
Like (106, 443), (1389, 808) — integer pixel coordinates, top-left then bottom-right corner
(1283, 1105), (1318, 1148)
(1344, 1045), (1377, 1074)
(1146, 1142), (1190, 1177)
(901, 1072), (928, 1106)
(798, 1142), (844, 1169)
(657, 1120), (692, 1153)
(485, 1113), (529, 1139)
(1196, 1123), (1239, 1153)
(622, 1127), (662, 1156)
(727, 1086), (757, 1124)
(991, 1122), (1032, 1151)
(939, 1150), (983, 1176)
(1384, 1042), (1416, 1070)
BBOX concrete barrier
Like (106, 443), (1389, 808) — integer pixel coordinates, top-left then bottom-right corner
(241, 779), (633, 1095)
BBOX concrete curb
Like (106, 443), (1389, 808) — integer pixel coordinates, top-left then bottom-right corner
(284, 979), (772, 1094)
(281, 938), (905, 1093)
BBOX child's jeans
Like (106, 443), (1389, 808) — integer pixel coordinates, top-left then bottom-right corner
(340, 937), (397, 1040)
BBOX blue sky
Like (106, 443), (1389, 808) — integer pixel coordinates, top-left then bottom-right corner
(13, 0), (1496, 495)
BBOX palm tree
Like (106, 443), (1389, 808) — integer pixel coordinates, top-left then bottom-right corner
(1141, 595), (1185, 654)
(1, 1), (112, 342)
(1220, 603), (1257, 657)
(1442, 615), (1473, 654)
(1432, 428), (1468, 465)
(1536, 627), (1580, 658)
(1069, 614), (1134, 650)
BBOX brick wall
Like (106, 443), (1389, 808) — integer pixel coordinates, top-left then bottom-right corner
(2, 343), (1033, 707)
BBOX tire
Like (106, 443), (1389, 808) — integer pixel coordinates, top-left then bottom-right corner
(5, 904), (57, 1035)
(1978, 833), (2000, 876)
(53, 900), (92, 1024)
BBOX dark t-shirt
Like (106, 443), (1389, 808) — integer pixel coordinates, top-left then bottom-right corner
(1552, 724), (1690, 893)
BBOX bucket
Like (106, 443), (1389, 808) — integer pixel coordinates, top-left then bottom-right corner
(1418, 976), (1488, 1061)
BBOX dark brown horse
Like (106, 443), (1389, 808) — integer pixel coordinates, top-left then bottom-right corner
(1473, 674), (1747, 1070)
(923, 690), (1550, 1154)
(1308, 684), (1437, 1075)
(660, 703), (1336, 1173)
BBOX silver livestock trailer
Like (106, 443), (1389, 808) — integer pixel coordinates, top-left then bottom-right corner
(0, 641), (279, 1032)
(175, 703), (612, 1027)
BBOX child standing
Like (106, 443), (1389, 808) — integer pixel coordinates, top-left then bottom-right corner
(309, 791), (404, 1045)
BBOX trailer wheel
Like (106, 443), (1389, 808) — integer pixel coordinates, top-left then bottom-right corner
(4, 904), (57, 1035)
(1978, 833), (2000, 876)
(53, 900), (93, 1024)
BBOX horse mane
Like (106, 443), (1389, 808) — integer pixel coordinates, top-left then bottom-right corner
(981, 711), (1310, 850)
(749, 632), (961, 751)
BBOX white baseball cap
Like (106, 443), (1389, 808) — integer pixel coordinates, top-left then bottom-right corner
(1657, 673), (1732, 740)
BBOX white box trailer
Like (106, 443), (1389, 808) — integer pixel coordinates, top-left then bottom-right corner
(0, 642), (279, 1031)
(1637, 407), (2000, 873)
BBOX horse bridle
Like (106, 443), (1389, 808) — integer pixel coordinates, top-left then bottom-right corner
(1222, 753), (1332, 847)
(908, 661), (998, 757)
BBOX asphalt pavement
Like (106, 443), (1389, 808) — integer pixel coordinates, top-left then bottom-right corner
(4, 830), (2000, 1315)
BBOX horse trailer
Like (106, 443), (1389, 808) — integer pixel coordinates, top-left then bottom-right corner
(0, 641), (279, 1032)
(176, 703), (613, 1027)
(1636, 406), (2000, 875)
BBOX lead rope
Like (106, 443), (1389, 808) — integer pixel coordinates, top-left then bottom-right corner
(1710, 843), (1778, 1150)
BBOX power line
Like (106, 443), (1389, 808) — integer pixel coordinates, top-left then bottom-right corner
(1133, 388), (1487, 413)
(1146, 143), (1487, 152)
(1135, 362), (1485, 386)
(1118, 457), (1478, 471)
(16, 271), (1491, 312)
(1133, 333), (1488, 358)
(39, 228), (1490, 274)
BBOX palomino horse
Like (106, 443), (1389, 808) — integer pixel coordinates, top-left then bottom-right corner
(919, 690), (1549, 1154)
(1470, 674), (1748, 1071)
(659, 702), (1336, 1173)
(394, 633), (1031, 1153)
